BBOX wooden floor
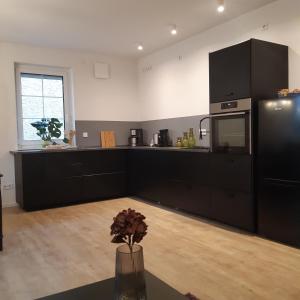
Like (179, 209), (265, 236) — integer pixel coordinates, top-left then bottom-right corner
(1, 198), (300, 300)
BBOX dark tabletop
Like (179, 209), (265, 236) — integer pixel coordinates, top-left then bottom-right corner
(36, 271), (186, 300)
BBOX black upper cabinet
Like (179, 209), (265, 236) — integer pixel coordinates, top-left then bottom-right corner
(209, 40), (251, 102)
(209, 39), (288, 103)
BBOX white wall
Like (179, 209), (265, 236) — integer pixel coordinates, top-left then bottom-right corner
(0, 42), (139, 206)
(138, 0), (300, 120)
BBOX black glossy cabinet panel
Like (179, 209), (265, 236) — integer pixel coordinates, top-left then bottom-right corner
(211, 188), (254, 231)
(128, 150), (212, 218)
(210, 154), (254, 231)
(14, 150), (127, 210)
(14, 149), (254, 234)
(210, 154), (252, 192)
(209, 39), (288, 103)
(82, 172), (127, 200)
(210, 40), (251, 102)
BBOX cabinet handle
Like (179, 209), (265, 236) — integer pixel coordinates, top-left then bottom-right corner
(226, 92), (234, 97)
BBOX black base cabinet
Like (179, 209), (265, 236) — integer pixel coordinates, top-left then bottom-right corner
(14, 150), (128, 210)
(13, 149), (254, 234)
(128, 150), (212, 219)
(210, 154), (254, 232)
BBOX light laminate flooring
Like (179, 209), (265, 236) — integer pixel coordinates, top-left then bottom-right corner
(1, 198), (300, 300)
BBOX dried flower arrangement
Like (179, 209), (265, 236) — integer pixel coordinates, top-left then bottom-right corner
(110, 208), (148, 252)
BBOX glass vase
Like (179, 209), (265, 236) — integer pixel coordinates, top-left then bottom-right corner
(115, 244), (147, 300)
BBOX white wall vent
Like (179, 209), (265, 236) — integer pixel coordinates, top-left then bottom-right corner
(94, 62), (110, 79)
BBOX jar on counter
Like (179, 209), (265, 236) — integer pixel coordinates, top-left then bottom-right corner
(175, 137), (183, 147)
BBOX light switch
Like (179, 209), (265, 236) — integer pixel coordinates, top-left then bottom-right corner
(83, 132), (88, 138)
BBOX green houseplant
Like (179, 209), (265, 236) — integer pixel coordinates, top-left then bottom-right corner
(31, 118), (68, 148)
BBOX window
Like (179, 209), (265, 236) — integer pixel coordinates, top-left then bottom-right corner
(16, 64), (74, 147)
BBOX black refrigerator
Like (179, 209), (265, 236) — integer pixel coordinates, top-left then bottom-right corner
(257, 96), (300, 247)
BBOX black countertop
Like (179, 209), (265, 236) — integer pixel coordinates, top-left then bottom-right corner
(10, 146), (210, 154)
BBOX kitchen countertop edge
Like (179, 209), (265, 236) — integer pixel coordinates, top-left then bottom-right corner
(10, 146), (211, 154)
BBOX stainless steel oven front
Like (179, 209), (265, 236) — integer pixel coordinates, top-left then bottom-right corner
(210, 98), (252, 154)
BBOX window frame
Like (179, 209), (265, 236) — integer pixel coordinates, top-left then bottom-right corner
(15, 64), (75, 148)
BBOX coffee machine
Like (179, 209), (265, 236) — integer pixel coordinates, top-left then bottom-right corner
(129, 129), (144, 147)
(158, 129), (170, 147)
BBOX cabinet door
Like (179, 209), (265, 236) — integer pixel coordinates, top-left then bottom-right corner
(209, 40), (251, 103)
(211, 188), (254, 232)
(170, 152), (211, 217)
(128, 150), (165, 203)
(210, 154), (252, 193)
(80, 150), (127, 175)
(82, 172), (127, 200)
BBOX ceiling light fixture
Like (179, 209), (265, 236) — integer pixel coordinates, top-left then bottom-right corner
(170, 25), (178, 36)
(217, 0), (225, 13)
(137, 44), (144, 51)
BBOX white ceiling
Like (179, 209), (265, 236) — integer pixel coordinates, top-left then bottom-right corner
(0, 0), (276, 57)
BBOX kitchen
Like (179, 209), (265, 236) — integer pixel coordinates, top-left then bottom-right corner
(1, 1), (300, 300)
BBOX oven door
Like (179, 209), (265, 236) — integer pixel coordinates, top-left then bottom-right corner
(211, 111), (251, 154)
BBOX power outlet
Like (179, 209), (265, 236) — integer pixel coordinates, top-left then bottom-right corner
(201, 129), (207, 136)
(3, 184), (14, 190)
(82, 132), (88, 138)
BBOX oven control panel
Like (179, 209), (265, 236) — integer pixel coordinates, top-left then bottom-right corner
(210, 98), (252, 114)
(221, 101), (238, 110)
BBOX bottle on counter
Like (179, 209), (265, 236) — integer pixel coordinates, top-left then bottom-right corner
(182, 132), (189, 148)
(175, 137), (183, 147)
(188, 128), (196, 148)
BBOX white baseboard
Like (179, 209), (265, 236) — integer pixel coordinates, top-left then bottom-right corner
(2, 200), (17, 208)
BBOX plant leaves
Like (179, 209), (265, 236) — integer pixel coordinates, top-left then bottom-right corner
(111, 235), (126, 244)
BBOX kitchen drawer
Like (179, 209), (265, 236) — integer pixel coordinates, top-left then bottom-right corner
(80, 150), (127, 175)
(211, 188), (254, 232)
(23, 176), (83, 210)
(210, 154), (252, 192)
(82, 172), (127, 200)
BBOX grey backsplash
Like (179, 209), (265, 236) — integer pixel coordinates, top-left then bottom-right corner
(75, 120), (141, 147)
(76, 115), (210, 148)
(141, 115), (210, 148)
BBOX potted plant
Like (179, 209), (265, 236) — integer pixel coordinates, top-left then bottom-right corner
(31, 118), (69, 148)
(110, 208), (148, 300)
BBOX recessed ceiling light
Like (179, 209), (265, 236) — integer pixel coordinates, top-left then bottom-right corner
(217, 0), (225, 13)
(170, 26), (178, 36)
(137, 44), (144, 51)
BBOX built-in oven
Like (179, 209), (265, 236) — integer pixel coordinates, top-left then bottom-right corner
(210, 98), (252, 154)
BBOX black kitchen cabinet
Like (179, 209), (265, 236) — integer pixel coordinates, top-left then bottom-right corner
(82, 172), (127, 200)
(210, 153), (254, 231)
(210, 154), (252, 192)
(128, 150), (212, 218)
(211, 188), (254, 231)
(209, 39), (288, 103)
(14, 150), (127, 210)
(13, 148), (255, 234)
